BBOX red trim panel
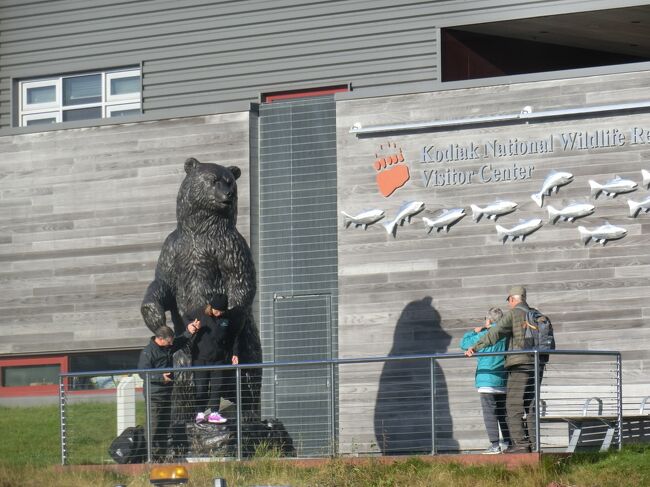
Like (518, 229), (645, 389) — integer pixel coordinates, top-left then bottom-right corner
(0, 355), (68, 397)
(262, 85), (348, 103)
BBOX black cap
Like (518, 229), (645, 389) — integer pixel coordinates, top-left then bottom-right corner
(209, 294), (228, 311)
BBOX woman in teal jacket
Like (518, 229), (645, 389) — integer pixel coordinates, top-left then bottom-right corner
(460, 307), (512, 454)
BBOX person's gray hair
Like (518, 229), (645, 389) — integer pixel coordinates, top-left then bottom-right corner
(486, 307), (503, 323)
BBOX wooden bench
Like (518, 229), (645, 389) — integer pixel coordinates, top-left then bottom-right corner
(539, 396), (650, 452)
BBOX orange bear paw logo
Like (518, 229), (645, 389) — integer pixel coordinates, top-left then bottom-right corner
(373, 142), (410, 197)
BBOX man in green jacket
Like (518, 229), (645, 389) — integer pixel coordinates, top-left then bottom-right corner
(464, 285), (539, 453)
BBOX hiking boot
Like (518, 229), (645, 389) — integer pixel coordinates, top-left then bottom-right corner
(195, 412), (206, 423)
(207, 412), (227, 424)
(482, 444), (502, 454)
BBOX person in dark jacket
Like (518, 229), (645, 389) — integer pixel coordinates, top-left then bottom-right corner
(460, 307), (511, 454)
(464, 285), (539, 453)
(184, 294), (243, 424)
(138, 323), (199, 459)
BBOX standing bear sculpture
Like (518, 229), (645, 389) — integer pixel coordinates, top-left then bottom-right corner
(141, 157), (262, 416)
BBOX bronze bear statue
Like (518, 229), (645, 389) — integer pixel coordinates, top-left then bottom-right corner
(141, 157), (262, 416)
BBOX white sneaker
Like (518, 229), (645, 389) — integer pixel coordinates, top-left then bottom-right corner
(482, 444), (502, 454)
(195, 412), (206, 423)
(207, 412), (227, 424)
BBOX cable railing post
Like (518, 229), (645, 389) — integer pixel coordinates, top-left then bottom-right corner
(144, 373), (152, 463)
(236, 367), (242, 461)
(329, 361), (336, 457)
(52, 349), (626, 465)
(617, 352), (623, 451)
(534, 351), (541, 453)
(59, 375), (67, 465)
(430, 357), (436, 455)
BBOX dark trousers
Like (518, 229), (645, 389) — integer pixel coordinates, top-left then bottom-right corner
(506, 364), (544, 447)
(149, 395), (172, 457)
(479, 392), (511, 445)
(523, 364), (545, 447)
(220, 367), (237, 405)
(194, 359), (225, 412)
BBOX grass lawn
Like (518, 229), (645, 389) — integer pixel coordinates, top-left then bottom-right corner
(1, 404), (650, 486)
(0, 402), (145, 466)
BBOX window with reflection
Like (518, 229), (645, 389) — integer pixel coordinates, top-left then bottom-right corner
(19, 68), (141, 127)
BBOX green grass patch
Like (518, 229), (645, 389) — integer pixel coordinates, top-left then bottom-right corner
(0, 404), (62, 466)
(0, 402), (145, 466)
(2, 404), (650, 486)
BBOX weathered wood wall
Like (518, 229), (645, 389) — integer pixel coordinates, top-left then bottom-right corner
(336, 69), (650, 451)
(0, 112), (251, 355)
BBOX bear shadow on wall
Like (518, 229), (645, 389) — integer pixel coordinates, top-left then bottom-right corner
(141, 157), (263, 420)
(373, 296), (458, 454)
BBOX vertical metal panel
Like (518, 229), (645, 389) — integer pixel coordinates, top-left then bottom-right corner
(273, 295), (332, 456)
(274, 295), (332, 363)
(258, 95), (338, 454)
(258, 95), (338, 364)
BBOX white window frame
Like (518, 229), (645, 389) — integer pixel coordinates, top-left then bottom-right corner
(21, 78), (60, 112)
(18, 68), (141, 127)
(22, 112), (61, 126)
(106, 103), (141, 118)
(106, 69), (141, 103)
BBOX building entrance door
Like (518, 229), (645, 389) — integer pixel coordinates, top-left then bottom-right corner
(273, 294), (333, 456)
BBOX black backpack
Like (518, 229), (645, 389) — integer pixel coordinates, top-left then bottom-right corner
(241, 418), (295, 457)
(108, 425), (146, 464)
(518, 305), (556, 363)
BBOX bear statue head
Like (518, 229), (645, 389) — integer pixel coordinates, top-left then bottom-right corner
(177, 157), (242, 230)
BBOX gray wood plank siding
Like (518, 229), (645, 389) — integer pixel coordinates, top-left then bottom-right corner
(0, 0), (635, 131)
(0, 112), (252, 354)
(336, 69), (650, 452)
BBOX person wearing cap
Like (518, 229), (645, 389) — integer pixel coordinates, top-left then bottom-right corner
(184, 294), (242, 424)
(464, 285), (540, 453)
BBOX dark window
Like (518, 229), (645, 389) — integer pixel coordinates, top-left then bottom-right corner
(69, 350), (140, 373)
(2, 364), (60, 387)
(68, 350), (140, 391)
(442, 6), (650, 82)
(63, 74), (102, 106)
(63, 106), (102, 122)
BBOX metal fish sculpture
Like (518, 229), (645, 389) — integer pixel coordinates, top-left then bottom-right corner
(495, 218), (543, 244)
(470, 200), (518, 222)
(642, 169), (650, 189)
(588, 175), (637, 198)
(422, 208), (466, 234)
(547, 202), (595, 224)
(382, 201), (425, 237)
(531, 170), (574, 207)
(578, 223), (627, 245)
(627, 196), (650, 218)
(341, 209), (385, 230)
